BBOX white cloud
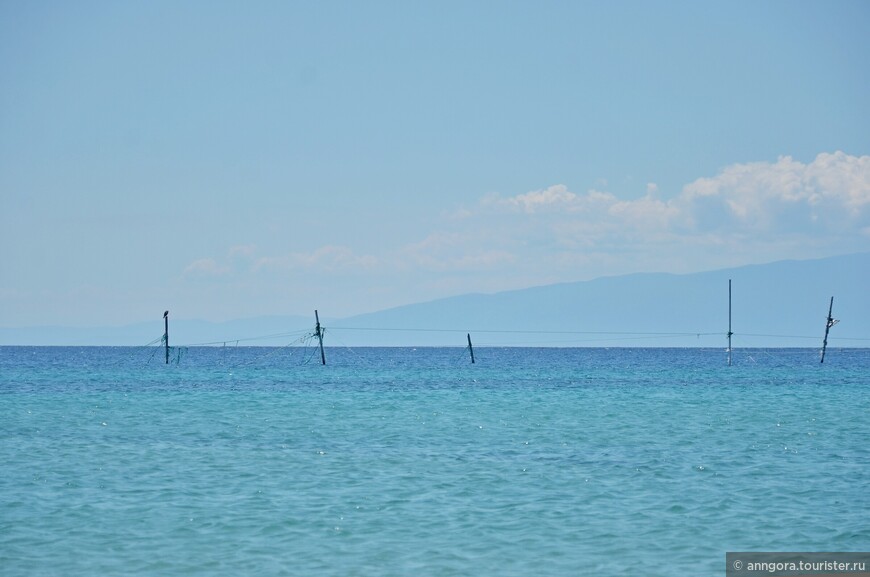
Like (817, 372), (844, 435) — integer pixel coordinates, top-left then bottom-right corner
(500, 184), (578, 213)
(443, 151), (870, 277)
(228, 244), (257, 259)
(401, 232), (515, 271)
(253, 245), (378, 273)
(183, 258), (231, 277)
(477, 152), (870, 240)
(609, 192), (679, 232)
(485, 184), (616, 215)
(679, 151), (870, 232)
(300, 245), (379, 270)
(181, 152), (870, 299)
(804, 151), (870, 213)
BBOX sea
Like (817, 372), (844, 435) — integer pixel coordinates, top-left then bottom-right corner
(1, 345), (868, 576)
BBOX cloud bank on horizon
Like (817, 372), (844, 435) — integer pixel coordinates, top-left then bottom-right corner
(185, 151), (869, 299)
(461, 151), (870, 275)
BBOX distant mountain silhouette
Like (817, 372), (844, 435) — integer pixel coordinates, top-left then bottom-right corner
(332, 252), (869, 347)
(2, 253), (867, 347)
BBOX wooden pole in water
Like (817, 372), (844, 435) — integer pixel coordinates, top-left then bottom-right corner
(727, 280), (733, 366)
(314, 310), (326, 365)
(820, 296), (834, 364)
(163, 310), (169, 365)
(467, 333), (475, 364)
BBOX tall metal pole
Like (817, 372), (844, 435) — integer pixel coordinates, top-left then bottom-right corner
(314, 310), (326, 365)
(820, 297), (834, 364)
(727, 280), (733, 366)
(163, 310), (169, 365)
(467, 333), (475, 364)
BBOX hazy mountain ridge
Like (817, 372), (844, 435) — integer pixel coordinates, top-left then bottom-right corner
(335, 253), (869, 346)
(2, 253), (867, 347)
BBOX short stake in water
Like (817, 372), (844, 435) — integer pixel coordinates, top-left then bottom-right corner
(467, 333), (475, 364)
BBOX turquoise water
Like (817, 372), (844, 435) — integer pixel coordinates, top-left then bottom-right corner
(1, 346), (868, 576)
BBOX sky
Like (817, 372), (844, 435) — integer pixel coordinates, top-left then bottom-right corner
(1, 0), (869, 328)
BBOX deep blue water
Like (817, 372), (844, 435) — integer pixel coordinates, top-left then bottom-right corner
(1, 346), (868, 576)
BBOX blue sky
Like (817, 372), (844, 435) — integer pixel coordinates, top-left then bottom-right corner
(2, 0), (869, 327)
